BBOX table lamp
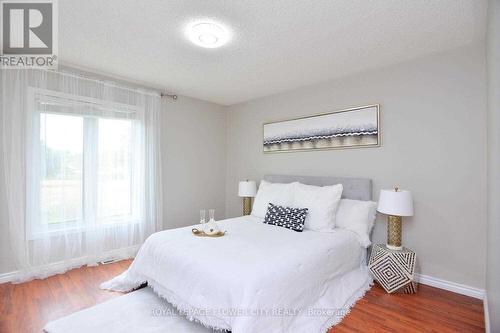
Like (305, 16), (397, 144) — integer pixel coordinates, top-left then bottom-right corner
(238, 180), (257, 216)
(377, 187), (414, 251)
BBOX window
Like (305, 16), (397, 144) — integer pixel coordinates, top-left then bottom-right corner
(40, 113), (84, 225)
(97, 118), (133, 221)
(28, 89), (141, 237)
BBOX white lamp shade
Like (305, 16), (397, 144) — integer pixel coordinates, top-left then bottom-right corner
(377, 189), (414, 216)
(238, 180), (257, 197)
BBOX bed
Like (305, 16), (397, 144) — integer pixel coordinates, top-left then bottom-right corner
(101, 175), (374, 333)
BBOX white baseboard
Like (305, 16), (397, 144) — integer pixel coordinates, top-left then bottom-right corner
(0, 271), (20, 284)
(416, 273), (486, 299)
(484, 295), (491, 333)
(0, 245), (139, 284)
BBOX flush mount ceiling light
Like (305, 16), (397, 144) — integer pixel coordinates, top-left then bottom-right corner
(186, 21), (231, 48)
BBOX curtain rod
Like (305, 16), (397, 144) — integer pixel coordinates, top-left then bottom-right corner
(43, 67), (178, 100)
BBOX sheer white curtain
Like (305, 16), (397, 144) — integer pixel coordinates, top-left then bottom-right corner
(1, 69), (162, 282)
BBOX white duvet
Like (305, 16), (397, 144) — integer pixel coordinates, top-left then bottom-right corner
(101, 216), (372, 333)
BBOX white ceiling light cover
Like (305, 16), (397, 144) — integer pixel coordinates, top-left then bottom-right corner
(186, 21), (231, 48)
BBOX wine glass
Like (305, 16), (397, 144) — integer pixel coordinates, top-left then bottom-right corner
(209, 209), (215, 223)
(199, 209), (206, 228)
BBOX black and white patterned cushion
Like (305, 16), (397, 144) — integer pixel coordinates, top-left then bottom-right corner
(263, 203), (308, 232)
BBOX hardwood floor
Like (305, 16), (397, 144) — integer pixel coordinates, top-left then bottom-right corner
(0, 260), (131, 333)
(330, 282), (485, 333)
(0, 260), (484, 333)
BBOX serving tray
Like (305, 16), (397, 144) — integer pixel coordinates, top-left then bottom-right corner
(191, 228), (226, 237)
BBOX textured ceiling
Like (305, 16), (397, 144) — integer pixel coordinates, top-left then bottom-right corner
(59, 0), (487, 105)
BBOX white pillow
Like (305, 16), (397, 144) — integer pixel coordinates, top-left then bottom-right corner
(335, 199), (377, 247)
(251, 180), (295, 218)
(292, 182), (343, 231)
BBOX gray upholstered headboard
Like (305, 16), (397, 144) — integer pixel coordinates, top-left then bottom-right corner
(263, 175), (372, 201)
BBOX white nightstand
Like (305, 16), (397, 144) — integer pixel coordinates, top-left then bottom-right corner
(368, 244), (417, 294)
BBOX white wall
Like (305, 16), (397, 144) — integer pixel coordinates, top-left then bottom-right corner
(225, 43), (487, 289)
(487, 0), (500, 330)
(162, 96), (227, 229)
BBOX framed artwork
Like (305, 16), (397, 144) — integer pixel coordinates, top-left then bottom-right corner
(263, 104), (380, 153)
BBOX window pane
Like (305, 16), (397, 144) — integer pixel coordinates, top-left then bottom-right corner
(97, 118), (132, 221)
(40, 113), (83, 224)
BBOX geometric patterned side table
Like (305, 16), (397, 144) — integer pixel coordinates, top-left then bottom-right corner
(369, 244), (418, 294)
